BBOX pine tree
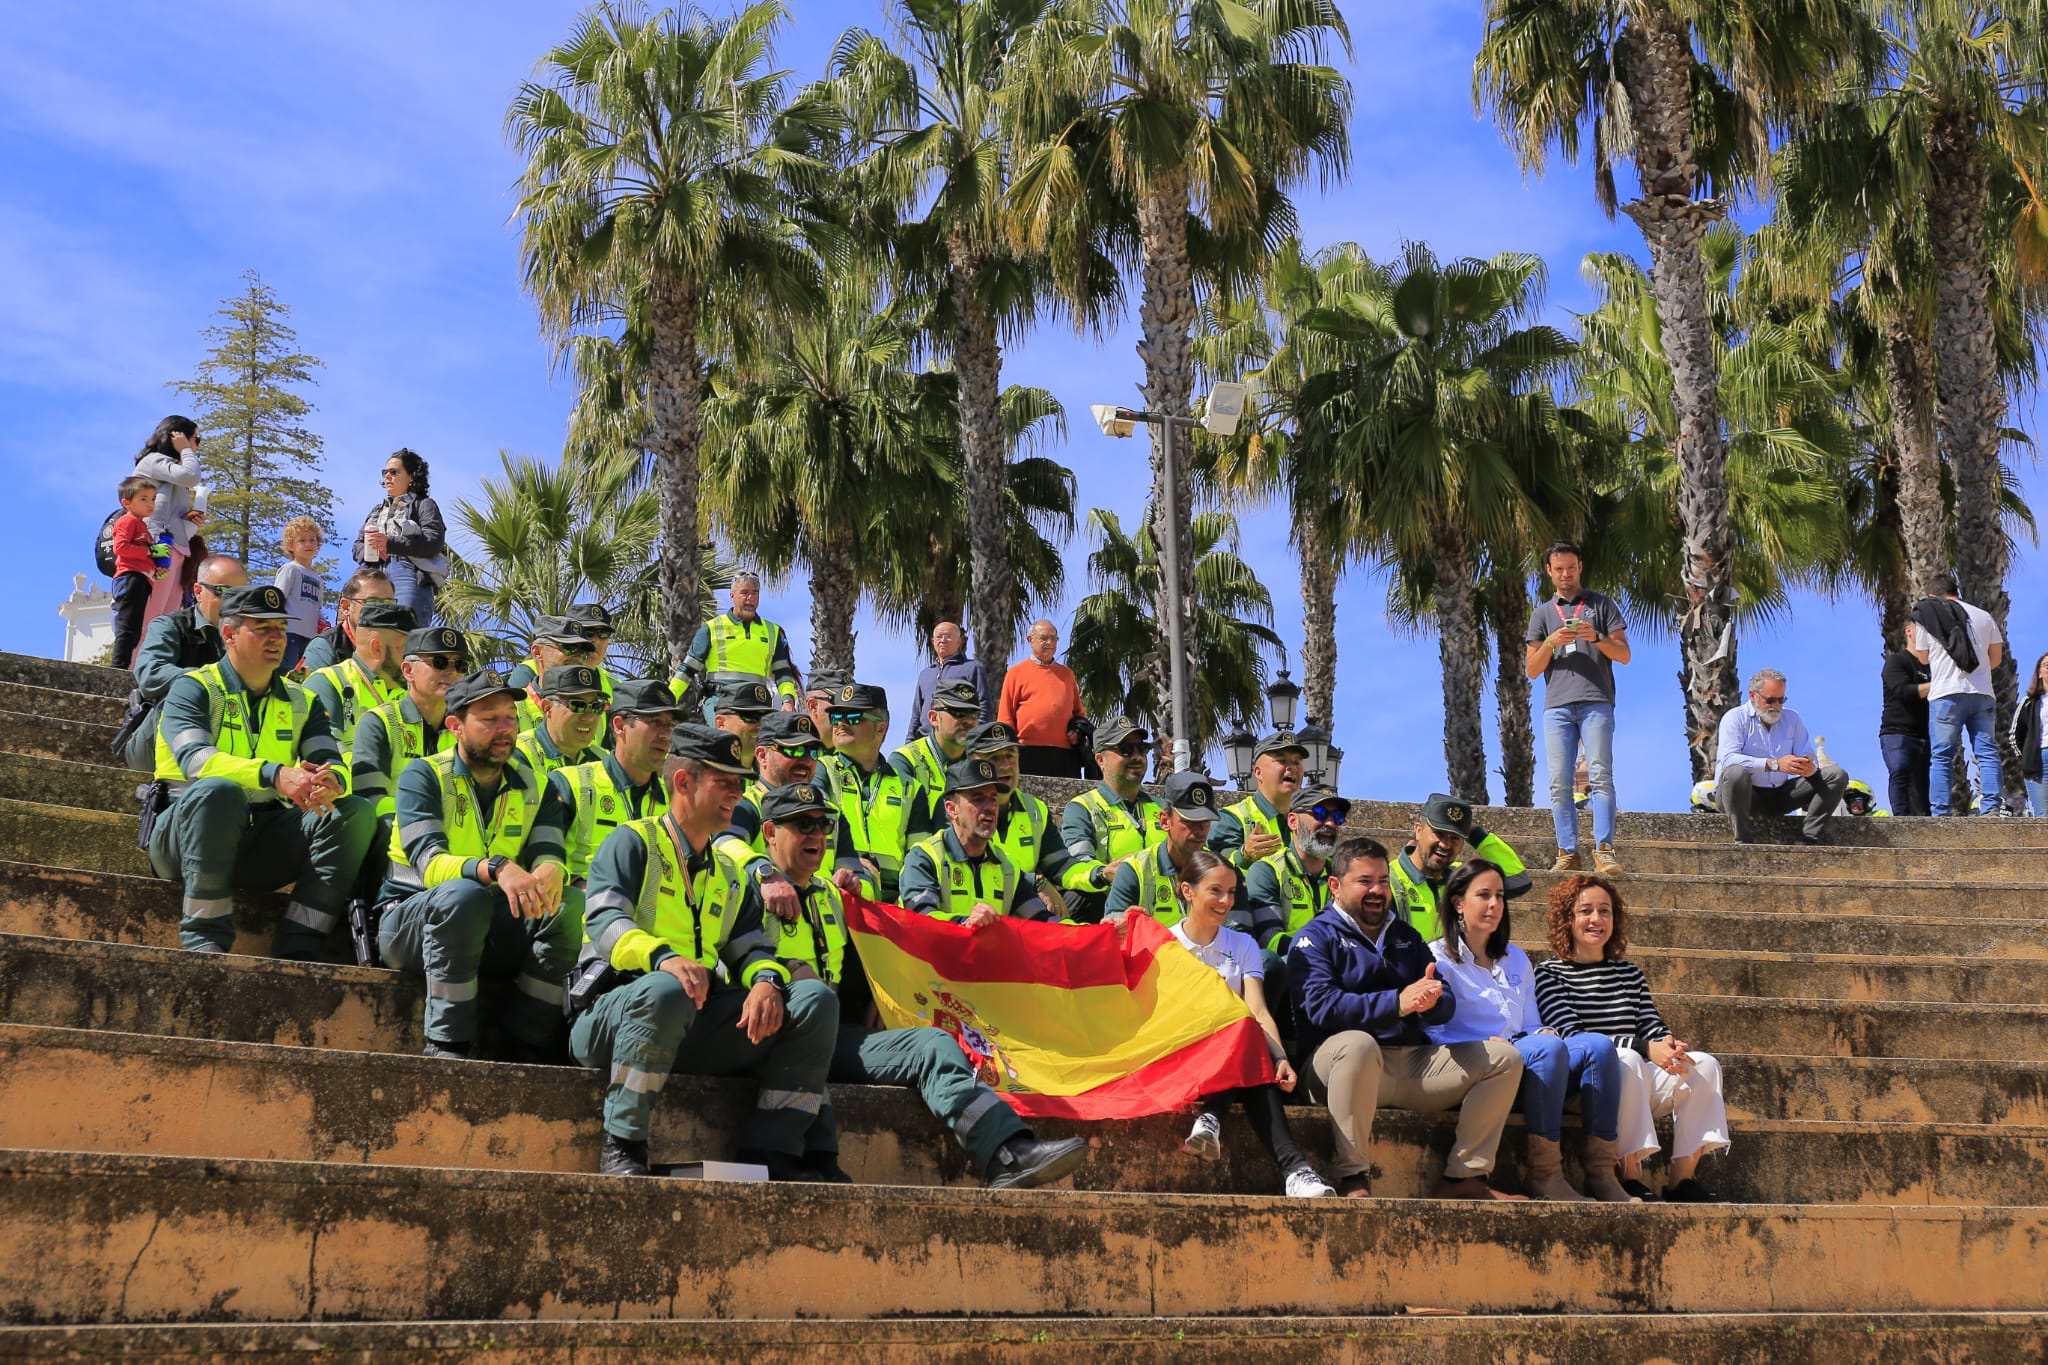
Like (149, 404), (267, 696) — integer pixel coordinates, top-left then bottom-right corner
(168, 271), (334, 577)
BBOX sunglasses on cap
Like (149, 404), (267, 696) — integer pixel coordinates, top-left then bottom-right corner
(416, 654), (467, 673)
(561, 698), (609, 715)
(827, 709), (866, 726)
(778, 814), (834, 835)
(772, 744), (819, 760)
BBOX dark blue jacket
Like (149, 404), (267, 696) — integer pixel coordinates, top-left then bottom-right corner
(1291, 904), (1455, 1059)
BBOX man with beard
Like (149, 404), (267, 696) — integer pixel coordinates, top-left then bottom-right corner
(304, 598), (414, 762)
(514, 664), (609, 781)
(1390, 794), (1530, 942)
(1209, 733), (1306, 870)
(378, 672), (578, 1062)
(892, 679), (983, 836)
(898, 758), (1051, 924)
(1103, 773), (1222, 927)
(1293, 836), (1525, 1200)
(1243, 786), (1350, 1030)
(752, 782), (1091, 1189)
(148, 584), (374, 958)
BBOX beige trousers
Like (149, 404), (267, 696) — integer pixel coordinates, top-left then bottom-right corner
(1311, 1031), (1523, 1179)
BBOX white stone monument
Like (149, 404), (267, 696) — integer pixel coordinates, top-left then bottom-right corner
(58, 573), (115, 664)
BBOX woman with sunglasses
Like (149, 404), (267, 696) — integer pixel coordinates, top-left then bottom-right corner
(353, 449), (447, 627)
(1172, 850), (1334, 1198)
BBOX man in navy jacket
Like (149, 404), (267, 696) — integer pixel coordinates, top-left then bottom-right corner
(1291, 836), (1524, 1199)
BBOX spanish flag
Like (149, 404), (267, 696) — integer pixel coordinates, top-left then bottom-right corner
(843, 897), (1278, 1120)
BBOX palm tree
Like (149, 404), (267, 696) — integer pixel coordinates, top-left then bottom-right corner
(1475, 0), (1879, 770)
(507, 2), (825, 673)
(702, 270), (952, 676)
(1066, 507), (1282, 765)
(1303, 245), (1585, 803)
(822, 1), (1086, 677)
(1007, 0), (1352, 760)
(438, 451), (731, 679)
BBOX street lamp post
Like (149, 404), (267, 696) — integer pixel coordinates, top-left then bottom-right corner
(1092, 384), (1247, 773)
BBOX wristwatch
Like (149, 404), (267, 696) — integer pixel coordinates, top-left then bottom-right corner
(754, 974), (791, 1001)
(483, 855), (510, 884)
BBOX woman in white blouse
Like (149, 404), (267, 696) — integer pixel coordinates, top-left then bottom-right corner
(1171, 851), (1333, 1198)
(1425, 859), (1633, 1202)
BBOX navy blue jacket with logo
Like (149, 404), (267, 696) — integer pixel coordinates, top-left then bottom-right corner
(1290, 904), (1456, 1060)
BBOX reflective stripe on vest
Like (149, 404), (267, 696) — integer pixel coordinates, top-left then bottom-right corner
(769, 876), (847, 986)
(992, 792), (1050, 879)
(1127, 848), (1185, 927)
(1258, 846), (1325, 938)
(385, 749), (541, 891)
(583, 815), (736, 973)
(911, 833), (1020, 921)
(363, 696), (433, 819)
(832, 756), (910, 878)
(706, 613), (781, 680)
(563, 760), (662, 881)
(1076, 787), (1160, 864)
(153, 661), (310, 792)
(311, 659), (396, 757)
(1224, 796), (1283, 848)
(894, 736), (947, 823)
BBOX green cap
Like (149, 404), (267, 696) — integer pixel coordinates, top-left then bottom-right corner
(538, 664), (606, 700)
(943, 756), (1005, 794)
(219, 584), (290, 621)
(930, 679), (982, 715)
(966, 720), (1020, 755)
(712, 679), (776, 718)
(757, 710), (822, 750)
(759, 782), (834, 821)
(1291, 785), (1351, 820)
(1161, 771), (1218, 821)
(355, 599), (417, 633)
(1418, 792), (1477, 840)
(668, 722), (751, 775)
(610, 679), (679, 717)
(444, 671), (523, 713)
(403, 626), (466, 660)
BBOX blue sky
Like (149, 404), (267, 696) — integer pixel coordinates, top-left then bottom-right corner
(6, 1), (2044, 817)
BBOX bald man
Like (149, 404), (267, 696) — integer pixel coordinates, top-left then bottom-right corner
(906, 621), (994, 742)
(999, 620), (1086, 779)
(122, 554), (249, 771)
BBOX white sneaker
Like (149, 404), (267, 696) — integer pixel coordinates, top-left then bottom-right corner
(1284, 1164), (1334, 1198)
(1183, 1112), (1223, 1162)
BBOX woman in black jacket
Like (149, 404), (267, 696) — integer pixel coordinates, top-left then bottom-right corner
(2013, 651), (2048, 815)
(353, 449), (447, 627)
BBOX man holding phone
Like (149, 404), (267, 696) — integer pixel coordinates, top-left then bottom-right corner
(1713, 668), (1849, 844)
(1525, 541), (1631, 874)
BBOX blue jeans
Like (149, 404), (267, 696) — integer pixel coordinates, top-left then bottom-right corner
(1879, 733), (1930, 817)
(1514, 1031), (1620, 1143)
(1544, 702), (1616, 849)
(382, 556), (438, 629)
(1930, 692), (2001, 815)
(2028, 777), (2048, 818)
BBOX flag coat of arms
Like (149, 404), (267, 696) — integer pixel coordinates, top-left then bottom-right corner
(843, 896), (1278, 1119)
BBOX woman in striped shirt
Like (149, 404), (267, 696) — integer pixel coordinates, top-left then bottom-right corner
(1533, 874), (1730, 1202)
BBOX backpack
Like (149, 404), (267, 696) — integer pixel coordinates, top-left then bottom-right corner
(95, 510), (121, 577)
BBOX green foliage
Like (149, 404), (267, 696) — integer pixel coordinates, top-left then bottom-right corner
(166, 270), (334, 578)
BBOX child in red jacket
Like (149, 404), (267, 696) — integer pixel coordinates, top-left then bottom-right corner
(110, 474), (165, 670)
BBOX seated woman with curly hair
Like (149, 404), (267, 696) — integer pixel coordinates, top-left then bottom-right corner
(1533, 874), (1731, 1202)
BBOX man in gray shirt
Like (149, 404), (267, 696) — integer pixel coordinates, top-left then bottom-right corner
(1524, 541), (1630, 874)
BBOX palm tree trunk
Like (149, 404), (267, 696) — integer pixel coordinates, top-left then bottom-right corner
(1881, 316), (1945, 594)
(947, 230), (1016, 686)
(646, 271), (707, 678)
(1618, 8), (1736, 783)
(1136, 176), (1200, 762)
(807, 526), (859, 677)
(1296, 497), (1338, 731)
(1488, 574), (1536, 807)
(1927, 114), (2021, 807)
(1434, 523), (1488, 802)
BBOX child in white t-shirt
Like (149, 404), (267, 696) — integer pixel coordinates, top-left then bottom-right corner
(275, 516), (326, 673)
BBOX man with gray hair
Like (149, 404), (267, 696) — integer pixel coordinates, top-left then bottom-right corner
(1713, 668), (1849, 844)
(674, 572), (802, 713)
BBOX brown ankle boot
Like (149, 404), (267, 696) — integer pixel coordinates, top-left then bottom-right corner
(1581, 1136), (1639, 1203)
(1524, 1136), (1595, 1202)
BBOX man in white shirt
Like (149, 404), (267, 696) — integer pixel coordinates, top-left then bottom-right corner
(1713, 668), (1849, 844)
(1909, 573), (2006, 816)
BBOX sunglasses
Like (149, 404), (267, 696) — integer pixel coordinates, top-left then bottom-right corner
(940, 708), (980, 720)
(827, 710), (866, 726)
(1308, 806), (1346, 825)
(1757, 694), (1787, 705)
(778, 814), (833, 835)
(1111, 742), (1151, 757)
(417, 654), (468, 673)
(579, 629), (614, 642)
(380, 468), (405, 479)
(558, 643), (596, 658)
(561, 698), (609, 715)
(772, 744), (819, 760)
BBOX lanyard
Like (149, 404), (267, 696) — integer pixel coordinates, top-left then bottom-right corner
(1554, 597), (1586, 628)
(657, 815), (709, 961)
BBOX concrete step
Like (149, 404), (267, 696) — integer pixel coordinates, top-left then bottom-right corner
(0, 710), (124, 769)
(10, 1314), (2048, 1363)
(4, 1023), (2041, 1208)
(0, 679), (125, 728)
(1580, 906), (2048, 960)
(8, 1149), (2048, 1322)
(1523, 868), (2048, 920)
(0, 753), (140, 817)
(0, 799), (154, 878)
(1333, 797), (2048, 850)
(1657, 993), (2048, 1062)
(1722, 1053), (2048, 1128)
(0, 651), (130, 699)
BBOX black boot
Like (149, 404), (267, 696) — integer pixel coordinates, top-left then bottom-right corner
(734, 1146), (814, 1182)
(599, 1134), (651, 1177)
(984, 1133), (1090, 1191)
(421, 1039), (471, 1060)
(802, 1151), (855, 1184)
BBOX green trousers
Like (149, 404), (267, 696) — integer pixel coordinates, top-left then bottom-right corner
(809, 1024), (1026, 1176)
(570, 973), (838, 1153)
(147, 778), (375, 957)
(378, 880), (583, 1052)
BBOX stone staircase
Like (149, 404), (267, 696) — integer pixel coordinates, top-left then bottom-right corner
(0, 649), (2044, 1360)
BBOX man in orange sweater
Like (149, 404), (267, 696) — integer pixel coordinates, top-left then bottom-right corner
(999, 620), (1087, 779)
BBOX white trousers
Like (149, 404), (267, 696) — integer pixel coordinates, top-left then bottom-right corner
(1617, 1048), (1730, 1163)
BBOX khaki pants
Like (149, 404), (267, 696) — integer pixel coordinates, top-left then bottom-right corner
(1311, 1032), (1523, 1180)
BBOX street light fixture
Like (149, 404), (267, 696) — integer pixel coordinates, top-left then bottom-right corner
(1323, 744), (1345, 792)
(1265, 667), (1300, 735)
(1297, 724), (1332, 786)
(1091, 385), (1247, 772)
(1221, 727), (1257, 787)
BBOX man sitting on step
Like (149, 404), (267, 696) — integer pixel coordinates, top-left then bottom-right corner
(725, 709), (867, 892)
(897, 758), (1053, 924)
(548, 678), (682, 924)
(709, 679), (776, 775)
(1714, 668), (1850, 846)
(1103, 771), (1221, 928)
(120, 553), (246, 771)
(303, 598), (413, 766)
(1242, 784), (1349, 1036)
(296, 567), (395, 677)
(379, 671), (579, 1063)
(513, 663), (609, 781)
(569, 725), (841, 1180)
(1391, 794), (1530, 942)
(147, 583), (376, 959)
(753, 781), (1092, 1189)
(1207, 732), (1306, 871)
(511, 616), (600, 735)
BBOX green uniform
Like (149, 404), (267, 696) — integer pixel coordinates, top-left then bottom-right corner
(304, 657), (404, 764)
(1102, 841), (1190, 927)
(827, 753), (913, 897)
(378, 748), (578, 1053)
(549, 754), (666, 883)
(992, 789), (1111, 906)
(762, 864), (1028, 1173)
(728, 785), (866, 881)
(123, 605), (223, 771)
(570, 814), (835, 1152)
(888, 735), (955, 837)
(678, 612), (801, 706)
(351, 695), (452, 819)
(147, 660), (375, 956)
(1391, 832), (1530, 942)
(514, 724), (601, 785)
(1207, 791), (1285, 871)
(897, 829), (1048, 921)
(1243, 845), (1331, 955)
